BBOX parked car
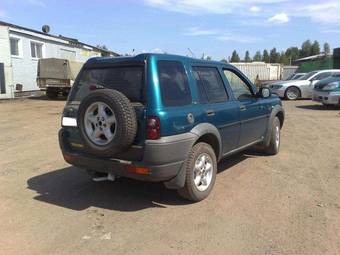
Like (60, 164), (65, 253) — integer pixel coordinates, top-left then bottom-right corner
(269, 69), (340, 100)
(263, 72), (306, 87)
(312, 74), (340, 106)
(59, 53), (284, 201)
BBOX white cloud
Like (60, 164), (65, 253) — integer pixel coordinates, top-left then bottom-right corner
(217, 34), (260, 43)
(184, 27), (218, 36)
(297, 1), (340, 24)
(268, 12), (289, 24)
(144, 0), (286, 15)
(250, 6), (261, 12)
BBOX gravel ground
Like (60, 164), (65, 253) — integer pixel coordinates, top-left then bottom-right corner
(0, 98), (339, 255)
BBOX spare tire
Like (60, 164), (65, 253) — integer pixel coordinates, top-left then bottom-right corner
(77, 89), (137, 157)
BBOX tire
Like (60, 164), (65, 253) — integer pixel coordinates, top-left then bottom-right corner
(77, 89), (137, 157)
(46, 88), (58, 99)
(178, 143), (217, 202)
(264, 117), (281, 155)
(285, 86), (300, 100)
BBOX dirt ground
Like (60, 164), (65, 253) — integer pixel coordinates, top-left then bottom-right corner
(0, 98), (339, 255)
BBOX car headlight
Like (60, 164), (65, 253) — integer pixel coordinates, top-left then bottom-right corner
(271, 85), (283, 89)
(323, 82), (339, 91)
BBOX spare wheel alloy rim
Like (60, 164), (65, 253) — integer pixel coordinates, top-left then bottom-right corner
(84, 102), (117, 146)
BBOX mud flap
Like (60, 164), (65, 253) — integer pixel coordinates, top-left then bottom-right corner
(163, 162), (186, 189)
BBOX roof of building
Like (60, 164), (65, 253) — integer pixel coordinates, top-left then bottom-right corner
(0, 20), (119, 56)
(295, 53), (332, 62)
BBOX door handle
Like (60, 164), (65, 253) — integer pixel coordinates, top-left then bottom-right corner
(206, 110), (215, 116)
(240, 105), (246, 111)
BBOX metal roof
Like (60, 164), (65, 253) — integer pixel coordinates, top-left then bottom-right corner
(0, 20), (119, 56)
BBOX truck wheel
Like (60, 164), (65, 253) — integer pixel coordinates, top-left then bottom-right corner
(46, 88), (58, 99)
(77, 89), (137, 157)
(285, 86), (300, 100)
(264, 117), (281, 155)
(178, 142), (217, 202)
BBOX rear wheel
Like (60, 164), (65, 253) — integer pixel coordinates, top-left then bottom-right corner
(285, 86), (300, 100)
(178, 142), (217, 202)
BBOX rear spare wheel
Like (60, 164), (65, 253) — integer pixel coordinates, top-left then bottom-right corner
(77, 89), (137, 157)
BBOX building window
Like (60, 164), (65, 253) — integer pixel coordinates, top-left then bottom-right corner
(30, 41), (43, 58)
(10, 38), (20, 56)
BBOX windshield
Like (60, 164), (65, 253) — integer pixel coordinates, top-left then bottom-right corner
(69, 66), (144, 103)
(298, 71), (318, 80)
(292, 74), (304, 80)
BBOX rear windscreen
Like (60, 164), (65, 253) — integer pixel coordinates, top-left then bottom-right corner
(69, 66), (144, 103)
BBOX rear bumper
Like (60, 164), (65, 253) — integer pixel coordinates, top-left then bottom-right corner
(59, 129), (197, 182)
(312, 91), (340, 105)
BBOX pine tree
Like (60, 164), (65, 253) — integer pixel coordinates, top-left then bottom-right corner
(311, 40), (320, 55)
(253, 51), (262, 61)
(262, 49), (270, 63)
(300, 40), (312, 57)
(230, 50), (240, 62)
(244, 51), (251, 62)
(323, 42), (330, 54)
(269, 48), (280, 63)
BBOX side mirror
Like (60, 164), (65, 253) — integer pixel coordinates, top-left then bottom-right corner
(258, 87), (271, 98)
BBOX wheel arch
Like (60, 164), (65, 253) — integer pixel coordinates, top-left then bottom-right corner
(190, 123), (222, 161)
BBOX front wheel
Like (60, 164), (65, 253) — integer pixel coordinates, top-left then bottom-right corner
(264, 117), (281, 155)
(178, 143), (217, 202)
(285, 87), (300, 100)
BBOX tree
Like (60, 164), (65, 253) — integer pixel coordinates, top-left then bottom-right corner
(220, 59), (228, 63)
(206, 56), (212, 61)
(262, 49), (270, 63)
(244, 51), (251, 62)
(230, 50), (240, 62)
(300, 40), (312, 57)
(253, 51), (262, 61)
(285, 47), (300, 63)
(323, 42), (330, 54)
(269, 48), (280, 63)
(279, 51), (290, 65)
(311, 40), (320, 55)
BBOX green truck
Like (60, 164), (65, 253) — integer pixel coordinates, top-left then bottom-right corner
(37, 58), (83, 99)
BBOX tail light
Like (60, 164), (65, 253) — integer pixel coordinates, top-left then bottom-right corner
(146, 116), (160, 140)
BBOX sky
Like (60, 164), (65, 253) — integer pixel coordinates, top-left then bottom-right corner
(1, 0), (340, 60)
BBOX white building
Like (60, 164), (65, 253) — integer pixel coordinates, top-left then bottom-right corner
(0, 21), (118, 99)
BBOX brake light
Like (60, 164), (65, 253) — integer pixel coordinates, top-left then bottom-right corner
(146, 116), (160, 140)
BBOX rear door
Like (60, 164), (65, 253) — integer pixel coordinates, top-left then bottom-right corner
(191, 66), (240, 154)
(223, 68), (268, 147)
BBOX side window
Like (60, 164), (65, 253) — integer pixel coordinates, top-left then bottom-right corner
(223, 69), (253, 100)
(192, 67), (228, 103)
(313, 72), (331, 81)
(157, 61), (192, 107)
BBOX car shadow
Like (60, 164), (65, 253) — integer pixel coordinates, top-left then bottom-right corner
(27, 152), (257, 212)
(296, 104), (340, 110)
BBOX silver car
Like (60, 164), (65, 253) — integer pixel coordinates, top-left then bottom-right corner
(269, 69), (340, 100)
